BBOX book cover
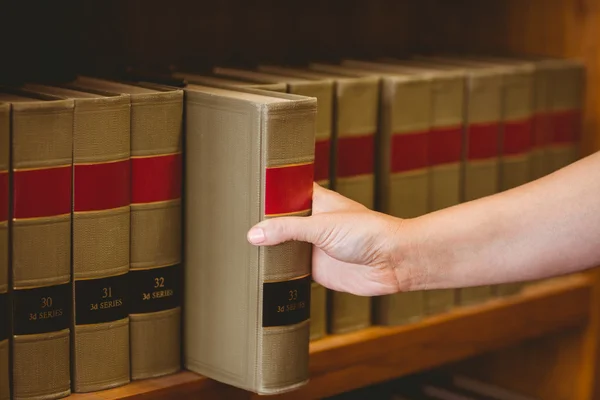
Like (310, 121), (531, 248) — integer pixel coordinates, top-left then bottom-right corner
(0, 101), (10, 400)
(183, 84), (315, 394)
(1, 91), (73, 400)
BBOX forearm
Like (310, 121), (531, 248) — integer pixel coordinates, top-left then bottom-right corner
(402, 152), (600, 291)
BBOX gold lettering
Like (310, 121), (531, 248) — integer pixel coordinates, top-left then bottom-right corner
(277, 305), (285, 313)
(152, 289), (174, 299)
(99, 298), (123, 309)
(102, 287), (112, 299)
(28, 313), (37, 321)
(90, 303), (99, 311)
(154, 277), (165, 288)
(41, 297), (53, 308)
(142, 293), (151, 301)
(288, 290), (298, 301)
(38, 309), (63, 319)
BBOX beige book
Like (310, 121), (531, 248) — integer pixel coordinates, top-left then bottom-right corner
(0, 91), (73, 400)
(25, 81), (132, 392)
(64, 77), (184, 381)
(310, 63), (431, 325)
(171, 71), (287, 92)
(184, 84), (315, 394)
(0, 102), (9, 400)
(344, 59), (464, 315)
(251, 65), (376, 334)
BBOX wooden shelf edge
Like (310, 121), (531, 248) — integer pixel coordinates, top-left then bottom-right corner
(69, 274), (593, 400)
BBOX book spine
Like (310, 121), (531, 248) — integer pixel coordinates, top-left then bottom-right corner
(374, 78), (429, 325)
(258, 101), (315, 392)
(129, 92), (183, 380)
(424, 75), (463, 315)
(11, 100), (74, 400)
(328, 79), (377, 334)
(0, 103), (9, 400)
(71, 97), (131, 392)
(458, 73), (501, 305)
(496, 68), (534, 296)
(531, 66), (552, 180)
(288, 82), (333, 341)
(548, 64), (585, 172)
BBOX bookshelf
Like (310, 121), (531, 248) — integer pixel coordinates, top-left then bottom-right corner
(3, 0), (600, 399)
(68, 274), (593, 400)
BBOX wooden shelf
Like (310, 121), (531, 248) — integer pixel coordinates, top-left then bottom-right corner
(69, 274), (592, 400)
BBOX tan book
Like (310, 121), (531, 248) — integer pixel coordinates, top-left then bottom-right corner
(63, 77), (184, 381)
(25, 81), (132, 392)
(0, 91), (74, 400)
(183, 84), (315, 394)
(310, 63), (431, 325)
(344, 59), (464, 315)
(171, 71), (287, 92)
(0, 102), (9, 400)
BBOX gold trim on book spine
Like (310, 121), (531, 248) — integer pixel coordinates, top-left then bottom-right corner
(12, 164), (70, 172)
(74, 157), (130, 166)
(266, 161), (314, 169)
(130, 262), (179, 271)
(73, 205), (130, 215)
(13, 212), (71, 222)
(72, 316), (129, 329)
(130, 199), (181, 207)
(265, 208), (312, 218)
(131, 151), (182, 159)
(263, 273), (311, 284)
(13, 279), (71, 290)
(73, 271), (128, 282)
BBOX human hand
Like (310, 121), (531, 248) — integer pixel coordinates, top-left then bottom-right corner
(247, 183), (418, 296)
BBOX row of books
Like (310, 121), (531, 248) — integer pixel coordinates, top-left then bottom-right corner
(0, 51), (585, 399)
(329, 372), (537, 400)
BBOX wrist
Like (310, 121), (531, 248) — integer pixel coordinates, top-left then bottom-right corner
(388, 216), (431, 292)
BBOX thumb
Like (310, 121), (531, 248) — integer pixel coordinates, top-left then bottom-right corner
(247, 215), (328, 246)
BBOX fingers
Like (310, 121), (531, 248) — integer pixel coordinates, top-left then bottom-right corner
(247, 214), (329, 246)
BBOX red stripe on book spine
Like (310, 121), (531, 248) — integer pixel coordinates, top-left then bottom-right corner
(131, 153), (182, 204)
(533, 112), (552, 148)
(13, 166), (71, 219)
(265, 163), (314, 216)
(552, 109), (581, 144)
(0, 172), (7, 222)
(75, 159), (130, 212)
(391, 131), (429, 173)
(314, 139), (330, 182)
(503, 118), (533, 156)
(430, 126), (462, 165)
(336, 134), (374, 178)
(468, 122), (500, 160)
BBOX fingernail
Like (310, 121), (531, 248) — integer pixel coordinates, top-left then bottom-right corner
(247, 227), (266, 244)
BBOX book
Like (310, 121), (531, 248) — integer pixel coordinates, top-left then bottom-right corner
(25, 81), (132, 392)
(0, 101), (9, 400)
(171, 71), (287, 92)
(310, 62), (430, 325)
(0, 90), (73, 400)
(183, 84), (315, 394)
(344, 59), (464, 315)
(62, 77), (185, 381)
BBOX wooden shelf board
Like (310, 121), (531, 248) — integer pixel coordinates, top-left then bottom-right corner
(69, 274), (592, 400)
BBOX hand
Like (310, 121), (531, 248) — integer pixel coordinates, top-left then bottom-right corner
(247, 183), (418, 296)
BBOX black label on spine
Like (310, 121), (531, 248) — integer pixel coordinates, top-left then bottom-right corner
(129, 264), (181, 314)
(12, 283), (71, 336)
(262, 275), (311, 327)
(75, 273), (128, 325)
(0, 292), (8, 341)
